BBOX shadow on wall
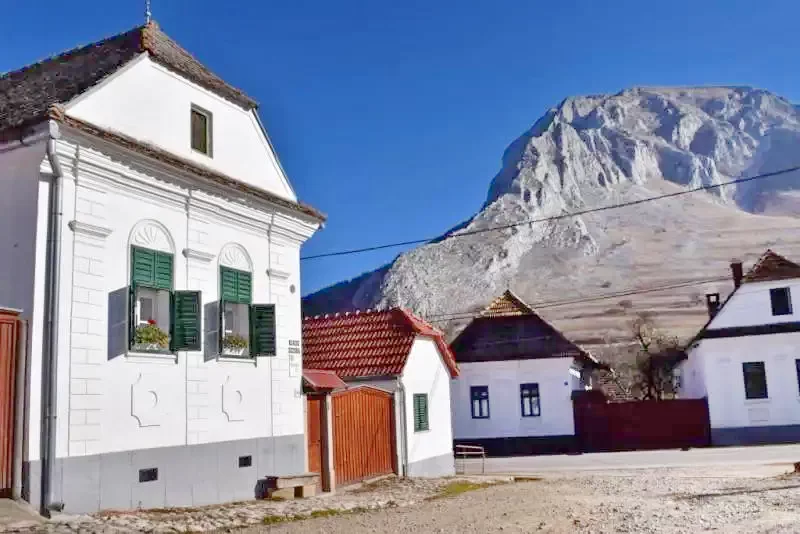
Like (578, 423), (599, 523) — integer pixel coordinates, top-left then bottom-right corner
(108, 287), (128, 360)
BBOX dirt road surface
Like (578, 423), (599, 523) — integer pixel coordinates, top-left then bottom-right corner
(240, 466), (800, 534)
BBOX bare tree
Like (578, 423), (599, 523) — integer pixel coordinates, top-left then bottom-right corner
(629, 313), (685, 400)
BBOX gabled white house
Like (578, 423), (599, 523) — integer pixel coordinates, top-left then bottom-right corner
(302, 309), (459, 478)
(679, 251), (800, 446)
(0, 21), (324, 513)
(450, 291), (599, 456)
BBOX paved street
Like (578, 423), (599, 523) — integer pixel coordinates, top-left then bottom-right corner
(458, 444), (800, 475)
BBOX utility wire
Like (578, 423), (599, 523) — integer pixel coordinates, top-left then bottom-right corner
(301, 165), (800, 261)
(421, 275), (732, 323)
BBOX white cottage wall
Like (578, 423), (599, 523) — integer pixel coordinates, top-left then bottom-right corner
(67, 56), (295, 199)
(400, 337), (454, 477)
(451, 358), (576, 441)
(689, 333), (800, 445)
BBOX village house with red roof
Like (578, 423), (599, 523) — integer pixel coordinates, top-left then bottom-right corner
(303, 308), (459, 479)
(679, 250), (800, 446)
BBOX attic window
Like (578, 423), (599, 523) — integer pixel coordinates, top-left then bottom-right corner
(191, 105), (213, 156)
(770, 287), (792, 316)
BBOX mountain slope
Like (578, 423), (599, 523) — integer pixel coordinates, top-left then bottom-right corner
(304, 86), (800, 343)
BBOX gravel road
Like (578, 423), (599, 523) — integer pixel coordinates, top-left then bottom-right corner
(242, 466), (800, 534)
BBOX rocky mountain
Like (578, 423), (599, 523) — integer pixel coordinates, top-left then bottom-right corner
(304, 86), (800, 344)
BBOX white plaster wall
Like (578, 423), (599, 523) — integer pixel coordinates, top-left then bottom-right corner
(710, 279), (800, 328)
(451, 358), (576, 440)
(691, 333), (800, 429)
(0, 140), (49, 461)
(48, 133), (314, 459)
(401, 337), (454, 465)
(67, 56), (295, 200)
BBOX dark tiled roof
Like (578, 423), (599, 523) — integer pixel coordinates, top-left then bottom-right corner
(0, 21), (256, 138)
(452, 291), (598, 366)
(56, 109), (325, 222)
(302, 309), (459, 379)
(742, 249), (800, 283)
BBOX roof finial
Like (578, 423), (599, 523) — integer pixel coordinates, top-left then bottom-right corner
(145, 0), (152, 24)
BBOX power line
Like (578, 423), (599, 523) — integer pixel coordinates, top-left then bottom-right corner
(301, 165), (800, 261)
(420, 275), (732, 323)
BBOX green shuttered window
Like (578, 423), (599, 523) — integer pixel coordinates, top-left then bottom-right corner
(129, 246), (202, 353)
(249, 304), (276, 356)
(413, 393), (429, 432)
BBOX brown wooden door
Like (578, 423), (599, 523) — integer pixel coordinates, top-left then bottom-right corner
(332, 387), (395, 486)
(0, 314), (18, 498)
(306, 395), (324, 475)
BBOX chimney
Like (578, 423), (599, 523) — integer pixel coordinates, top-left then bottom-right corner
(730, 260), (743, 288)
(705, 293), (721, 319)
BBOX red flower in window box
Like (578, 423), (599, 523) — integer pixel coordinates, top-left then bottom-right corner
(147, 319), (157, 325)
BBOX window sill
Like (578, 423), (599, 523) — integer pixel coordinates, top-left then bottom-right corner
(126, 351), (178, 364)
(744, 398), (771, 404)
(216, 355), (257, 366)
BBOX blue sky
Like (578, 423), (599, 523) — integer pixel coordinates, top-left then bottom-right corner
(3, 1), (798, 295)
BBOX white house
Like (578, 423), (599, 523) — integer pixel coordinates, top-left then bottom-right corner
(0, 21), (324, 513)
(450, 291), (599, 456)
(302, 309), (459, 478)
(679, 250), (800, 446)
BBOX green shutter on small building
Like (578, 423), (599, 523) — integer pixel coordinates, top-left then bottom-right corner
(413, 394), (429, 432)
(220, 267), (252, 304)
(171, 291), (202, 351)
(249, 304), (276, 356)
(131, 246), (173, 290)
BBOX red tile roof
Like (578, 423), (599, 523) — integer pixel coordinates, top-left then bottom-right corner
(303, 309), (459, 379)
(302, 369), (347, 392)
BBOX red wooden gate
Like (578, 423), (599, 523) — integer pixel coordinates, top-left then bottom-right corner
(306, 395), (324, 476)
(573, 391), (710, 452)
(332, 387), (395, 485)
(0, 311), (19, 498)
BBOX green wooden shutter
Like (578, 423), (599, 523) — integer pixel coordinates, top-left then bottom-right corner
(171, 291), (202, 351)
(131, 247), (156, 285)
(131, 247), (173, 290)
(249, 304), (276, 356)
(236, 272), (252, 304)
(154, 252), (173, 290)
(220, 267), (252, 304)
(413, 394), (429, 432)
(128, 285), (136, 349)
(220, 267), (238, 301)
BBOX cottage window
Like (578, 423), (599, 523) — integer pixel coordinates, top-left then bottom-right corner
(130, 246), (201, 353)
(770, 287), (792, 316)
(520, 383), (541, 417)
(795, 359), (800, 395)
(470, 386), (490, 419)
(219, 266), (276, 357)
(191, 105), (213, 156)
(742, 361), (768, 400)
(413, 393), (429, 432)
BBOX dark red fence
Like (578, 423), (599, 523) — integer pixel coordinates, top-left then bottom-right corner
(573, 391), (711, 452)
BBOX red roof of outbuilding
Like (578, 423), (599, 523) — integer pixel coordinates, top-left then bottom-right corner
(303, 309), (459, 379)
(302, 369), (347, 391)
